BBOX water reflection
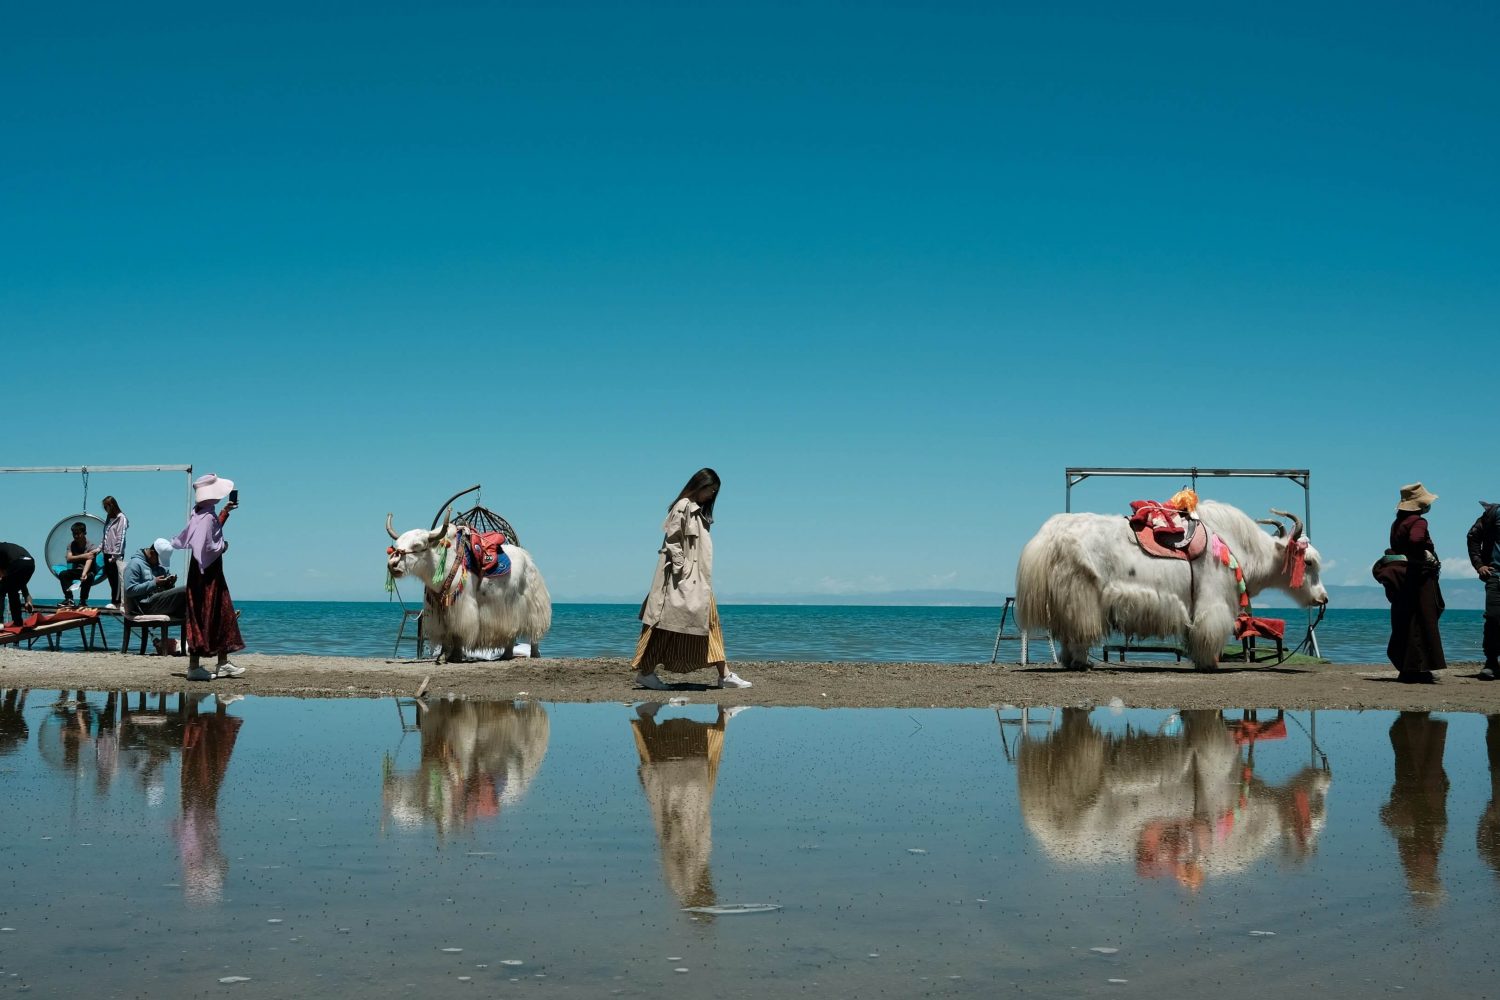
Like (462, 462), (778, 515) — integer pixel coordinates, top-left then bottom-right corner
(1482, 717), (1500, 879)
(176, 698), (243, 905)
(1015, 708), (1332, 888)
(0, 688), (29, 755)
(630, 703), (744, 912)
(1380, 711), (1449, 905)
(382, 698), (550, 838)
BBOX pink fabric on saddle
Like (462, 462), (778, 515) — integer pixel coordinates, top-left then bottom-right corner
(1129, 500), (1207, 561)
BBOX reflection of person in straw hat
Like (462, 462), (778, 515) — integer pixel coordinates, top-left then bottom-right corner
(382, 699), (550, 840)
(1387, 483), (1446, 683)
(1379, 712), (1447, 906)
(631, 703), (742, 911)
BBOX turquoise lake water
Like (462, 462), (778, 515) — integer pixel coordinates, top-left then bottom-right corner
(215, 602), (1485, 665)
(1, 692), (1496, 997)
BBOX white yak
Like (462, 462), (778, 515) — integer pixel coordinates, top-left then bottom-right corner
(386, 511), (552, 663)
(1016, 501), (1327, 669)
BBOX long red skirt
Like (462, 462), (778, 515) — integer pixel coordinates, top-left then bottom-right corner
(185, 558), (244, 656)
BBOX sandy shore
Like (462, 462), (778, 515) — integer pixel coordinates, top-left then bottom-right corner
(2, 648), (1499, 711)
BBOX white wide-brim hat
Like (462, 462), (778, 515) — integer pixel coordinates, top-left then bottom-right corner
(193, 473), (234, 504)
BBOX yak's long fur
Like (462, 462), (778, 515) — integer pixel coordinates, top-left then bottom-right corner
(388, 522), (552, 663)
(1015, 500), (1327, 669)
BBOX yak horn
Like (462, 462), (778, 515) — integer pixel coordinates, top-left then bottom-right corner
(1255, 517), (1287, 538)
(429, 507), (451, 542)
(386, 513), (399, 541)
(1269, 508), (1304, 541)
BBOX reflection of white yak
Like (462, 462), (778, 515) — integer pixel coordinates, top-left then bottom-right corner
(1017, 709), (1330, 888)
(1016, 502), (1328, 669)
(386, 511), (552, 662)
(383, 699), (550, 838)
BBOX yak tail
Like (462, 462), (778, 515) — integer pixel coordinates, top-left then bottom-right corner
(523, 561), (553, 643)
(1014, 525), (1106, 650)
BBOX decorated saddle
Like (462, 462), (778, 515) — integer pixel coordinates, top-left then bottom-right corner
(459, 526), (512, 579)
(1128, 489), (1207, 561)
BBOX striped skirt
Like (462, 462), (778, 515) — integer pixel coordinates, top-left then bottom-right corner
(632, 601), (725, 674)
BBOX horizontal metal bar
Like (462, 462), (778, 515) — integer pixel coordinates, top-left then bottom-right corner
(1065, 467), (1309, 479)
(0, 465), (193, 474)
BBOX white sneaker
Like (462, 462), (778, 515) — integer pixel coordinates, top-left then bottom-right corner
(718, 671), (752, 689)
(185, 666), (215, 682)
(636, 672), (670, 691)
(214, 662), (246, 679)
(103, 603), (119, 612)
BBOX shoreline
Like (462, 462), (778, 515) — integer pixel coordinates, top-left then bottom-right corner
(3, 649), (1499, 712)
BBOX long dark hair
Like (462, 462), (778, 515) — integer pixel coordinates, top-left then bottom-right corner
(672, 468), (721, 526)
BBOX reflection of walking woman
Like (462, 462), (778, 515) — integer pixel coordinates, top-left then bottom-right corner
(1386, 483), (1447, 683)
(633, 469), (751, 690)
(631, 703), (733, 909)
(173, 474), (245, 681)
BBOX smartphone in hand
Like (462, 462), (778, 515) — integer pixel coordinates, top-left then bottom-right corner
(228, 489), (239, 505)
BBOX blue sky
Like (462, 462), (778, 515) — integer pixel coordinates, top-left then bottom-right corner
(3, 1), (1496, 601)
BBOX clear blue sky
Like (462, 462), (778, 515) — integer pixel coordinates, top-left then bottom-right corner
(3, 1), (1495, 601)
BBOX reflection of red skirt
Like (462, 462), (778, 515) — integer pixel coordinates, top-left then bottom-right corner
(186, 558), (244, 656)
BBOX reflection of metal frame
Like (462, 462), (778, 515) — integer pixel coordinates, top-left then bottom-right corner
(995, 706), (1056, 763)
(1063, 466), (1319, 657)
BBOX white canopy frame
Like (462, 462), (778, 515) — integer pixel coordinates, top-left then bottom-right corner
(1063, 466), (1320, 658)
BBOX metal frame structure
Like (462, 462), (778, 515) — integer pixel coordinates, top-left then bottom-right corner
(1064, 466), (1319, 656)
(0, 465), (196, 515)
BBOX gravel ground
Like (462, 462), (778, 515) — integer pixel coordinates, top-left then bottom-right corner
(3, 648), (1499, 711)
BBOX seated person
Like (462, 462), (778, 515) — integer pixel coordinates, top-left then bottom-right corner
(58, 522), (102, 608)
(123, 538), (186, 617)
(0, 541), (37, 627)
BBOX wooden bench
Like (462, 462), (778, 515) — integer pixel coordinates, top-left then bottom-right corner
(0, 609), (107, 651)
(1100, 642), (1184, 663)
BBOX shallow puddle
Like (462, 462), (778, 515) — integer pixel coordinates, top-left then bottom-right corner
(0, 689), (1496, 995)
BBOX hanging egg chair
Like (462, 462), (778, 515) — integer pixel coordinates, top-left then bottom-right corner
(43, 513), (108, 589)
(431, 485), (519, 545)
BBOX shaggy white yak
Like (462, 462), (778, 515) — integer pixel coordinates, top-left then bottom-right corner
(386, 511), (552, 663)
(1015, 501), (1328, 669)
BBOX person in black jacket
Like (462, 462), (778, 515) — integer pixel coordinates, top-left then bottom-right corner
(0, 542), (37, 627)
(1469, 501), (1500, 680)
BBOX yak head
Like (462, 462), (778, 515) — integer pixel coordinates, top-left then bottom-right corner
(386, 509), (456, 587)
(1257, 509), (1329, 607)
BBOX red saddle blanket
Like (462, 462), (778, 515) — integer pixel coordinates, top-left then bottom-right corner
(460, 529), (512, 579)
(1128, 501), (1207, 561)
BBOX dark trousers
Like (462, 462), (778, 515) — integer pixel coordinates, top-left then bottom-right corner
(59, 563), (98, 604)
(138, 585), (187, 618)
(104, 554), (122, 604)
(1486, 576), (1500, 665)
(3, 559), (34, 624)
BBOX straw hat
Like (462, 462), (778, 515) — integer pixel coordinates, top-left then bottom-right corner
(192, 473), (234, 504)
(1397, 482), (1437, 512)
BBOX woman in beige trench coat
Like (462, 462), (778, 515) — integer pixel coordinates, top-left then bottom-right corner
(633, 468), (752, 690)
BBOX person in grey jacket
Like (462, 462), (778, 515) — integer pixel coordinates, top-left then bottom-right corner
(124, 539), (187, 617)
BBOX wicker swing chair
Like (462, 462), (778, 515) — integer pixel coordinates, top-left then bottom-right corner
(43, 513), (109, 605)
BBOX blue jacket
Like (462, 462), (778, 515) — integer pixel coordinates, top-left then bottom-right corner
(123, 551), (170, 601)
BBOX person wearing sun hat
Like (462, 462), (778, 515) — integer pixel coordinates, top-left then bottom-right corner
(1387, 482), (1447, 683)
(171, 474), (245, 681)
